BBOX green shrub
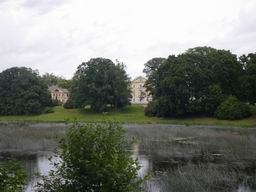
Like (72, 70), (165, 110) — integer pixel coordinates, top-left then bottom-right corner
(51, 99), (61, 107)
(250, 104), (256, 115)
(214, 96), (251, 120)
(63, 98), (76, 109)
(24, 100), (43, 115)
(43, 107), (54, 114)
(145, 98), (172, 117)
(144, 101), (157, 117)
(37, 121), (145, 192)
(0, 160), (27, 192)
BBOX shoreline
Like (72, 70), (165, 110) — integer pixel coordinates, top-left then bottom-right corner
(0, 121), (256, 129)
(0, 106), (255, 128)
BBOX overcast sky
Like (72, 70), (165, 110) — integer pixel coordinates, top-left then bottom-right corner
(0, 0), (256, 79)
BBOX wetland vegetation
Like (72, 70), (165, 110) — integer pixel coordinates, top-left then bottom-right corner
(0, 123), (256, 191)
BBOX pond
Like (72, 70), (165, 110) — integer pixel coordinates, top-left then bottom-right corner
(0, 123), (256, 192)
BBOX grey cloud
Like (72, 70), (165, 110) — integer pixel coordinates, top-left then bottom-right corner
(0, 0), (256, 79)
(22, 0), (67, 14)
(210, 5), (256, 55)
(0, 0), (7, 4)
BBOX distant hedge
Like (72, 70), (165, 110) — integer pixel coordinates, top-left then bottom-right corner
(214, 96), (251, 120)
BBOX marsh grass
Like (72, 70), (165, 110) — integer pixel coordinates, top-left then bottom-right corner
(0, 122), (65, 152)
(126, 124), (256, 191)
(0, 123), (256, 191)
(161, 164), (238, 192)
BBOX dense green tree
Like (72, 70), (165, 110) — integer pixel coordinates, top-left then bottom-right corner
(239, 53), (256, 104)
(42, 73), (59, 86)
(0, 67), (52, 115)
(143, 58), (166, 96)
(0, 160), (27, 192)
(42, 73), (72, 90)
(204, 84), (224, 115)
(36, 121), (144, 192)
(57, 79), (72, 90)
(145, 47), (242, 117)
(67, 58), (131, 112)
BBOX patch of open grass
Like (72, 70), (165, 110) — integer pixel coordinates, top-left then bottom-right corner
(0, 105), (255, 127)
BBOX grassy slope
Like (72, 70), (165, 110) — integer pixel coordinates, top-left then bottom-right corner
(0, 105), (255, 127)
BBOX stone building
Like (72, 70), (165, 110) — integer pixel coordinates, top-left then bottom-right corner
(131, 76), (151, 104)
(48, 85), (70, 104)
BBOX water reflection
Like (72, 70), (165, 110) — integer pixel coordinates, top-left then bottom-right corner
(0, 146), (255, 192)
(237, 186), (254, 192)
(24, 153), (56, 192)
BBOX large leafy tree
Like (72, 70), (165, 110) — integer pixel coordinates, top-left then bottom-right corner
(36, 121), (144, 192)
(239, 53), (256, 104)
(42, 73), (72, 90)
(0, 67), (52, 115)
(145, 47), (243, 117)
(42, 73), (59, 86)
(68, 58), (131, 112)
(143, 58), (166, 96)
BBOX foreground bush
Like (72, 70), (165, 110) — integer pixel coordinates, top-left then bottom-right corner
(0, 160), (27, 192)
(214, 96), (251, 120)
(36, 121), (144, 192)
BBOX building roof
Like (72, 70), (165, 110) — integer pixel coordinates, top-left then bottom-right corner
(48, 85), (69, 94)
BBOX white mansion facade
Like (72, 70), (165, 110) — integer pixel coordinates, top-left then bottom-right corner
(131, 76), (151, 104)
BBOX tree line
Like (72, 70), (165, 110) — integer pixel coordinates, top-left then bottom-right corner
(144, 47), (256, 119)
(0, 47), (255, 119)
(0, 58), (131, 115)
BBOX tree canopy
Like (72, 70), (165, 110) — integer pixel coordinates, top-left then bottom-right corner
(67, 58), (131, 112)
(42, 73), (72, 90)
(0, 67), (52, 115)
(239, 53), (256, 104)
(143, 58), (166, 96)
(144, 47), (244, 117)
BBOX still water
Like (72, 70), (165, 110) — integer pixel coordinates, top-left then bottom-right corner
(0, 123), (256, 192)
(0, 149), (154, 192)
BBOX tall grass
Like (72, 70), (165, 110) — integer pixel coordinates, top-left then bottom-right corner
(0, 123), (256, 191)
(0, 122), (66, 152)
(126, 124), (256, 191)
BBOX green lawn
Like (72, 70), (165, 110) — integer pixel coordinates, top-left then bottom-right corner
(0, 105), (255, 127)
